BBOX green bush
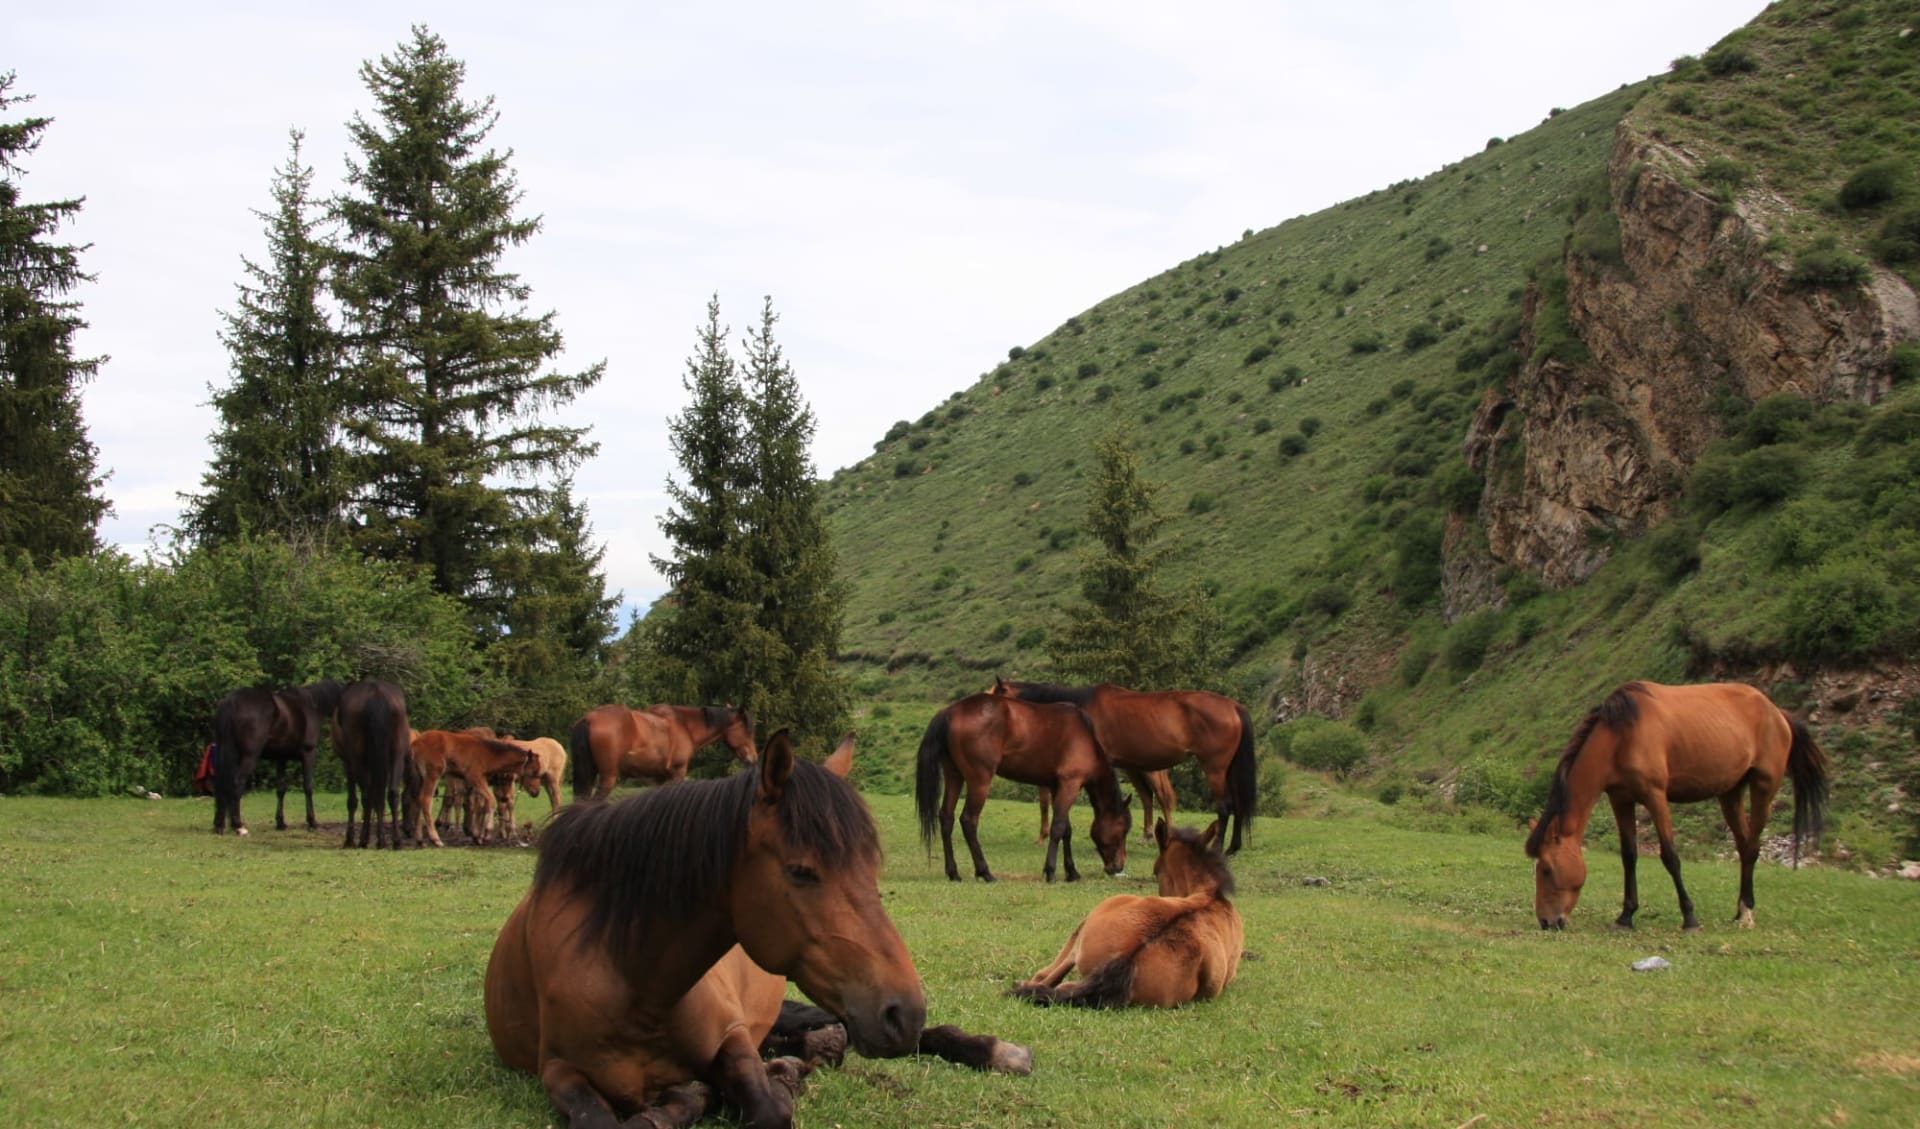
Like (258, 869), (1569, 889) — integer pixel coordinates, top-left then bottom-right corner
(1453, 756), (1549, 820)
(1304, 584), (1351, 618)
(1244, 345), (1273, 367)
(1436, 463), (1482, 513)
(1187, 492), (1216, 515)
(1391, 513), (1445, 607)
(1644, 519), (1703, 583)
(1871, 206), (1920, 265)
(1764, 498), (1857, 570)
(1784, 557), (1897, 663)
(1701, 157), (1751, 190)
(1076, 361), (1100, 379)
(1742, 393), (1812, 447)
(1789, 246), (1871, 290)
(1889, 343), (1920, 385)
(1299, 417), (1323, 437)
(1398, 635), (1436, 686)
(1701, 43), (1757, 76)
(1443, 611), (1505, 672)
(1839, 159), (1907, 211)
(1403, 324), (1440, 351)
(1278, 434), (1308, 459)
(1279, 717), (1369, 776)
(1350, 334), (1384, 355)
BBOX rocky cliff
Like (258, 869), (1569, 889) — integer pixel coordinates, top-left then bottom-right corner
(1457, 119), (1920, 603)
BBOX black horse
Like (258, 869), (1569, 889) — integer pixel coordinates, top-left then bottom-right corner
(210, 679), (345, 836)
(332, 680), (411, 850)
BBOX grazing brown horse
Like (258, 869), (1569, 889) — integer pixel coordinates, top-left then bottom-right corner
(485, 730), (1030, 1129)
(1011, 819), (1244, 1008)
(210, 679), (345, 836)
(570, 704), (756, 800)
(1526, 681), (1829, 932)
(915, 693), (1131, 883)
(993, 678), (1258, 854)
(332, 680), (411, 850)
(410, 729), (533, 846)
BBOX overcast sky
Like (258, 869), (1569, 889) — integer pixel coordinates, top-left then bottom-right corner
(14, 0), (1763, 620)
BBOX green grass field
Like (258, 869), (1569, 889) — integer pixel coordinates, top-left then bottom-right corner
(3, 789), (1916, 1128)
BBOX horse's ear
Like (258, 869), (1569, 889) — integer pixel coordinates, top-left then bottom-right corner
(1154, 818), (1170, 852)
(757, 728), (794, 801)
(824, 731), (855, 778)
(1201, 820), (1222, 851)
(1121, 790), (1135, 809)
(1527, 818), (1539, 831)
(992, 676), (1008, 695)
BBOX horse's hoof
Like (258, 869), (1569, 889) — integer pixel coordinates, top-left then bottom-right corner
(1611, 921), (1635, 932)
(1735, 908), (1755, 929)
(236, 827), (249, 837)
(988, 1040), (1034, 1076)
(1683, 923), (1703, 933)
(766, 1056), (808, 1098)
(801, 1023), (846, 1069)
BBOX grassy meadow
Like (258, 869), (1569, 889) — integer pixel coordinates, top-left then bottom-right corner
(4, 788), (1917, 1128)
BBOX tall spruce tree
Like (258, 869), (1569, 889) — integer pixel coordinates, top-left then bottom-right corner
(183, 130), (348, 545)
(736, 298), (849, 744)
(0, 73), (109, 565)
(1049, 426), (1218, 689)
(649, 296), (755, 707)
(331, 26), (603, 633)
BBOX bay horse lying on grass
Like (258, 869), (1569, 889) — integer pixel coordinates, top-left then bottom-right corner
(1012, 819), (1243, 1008)
(485, 730), (1030, 1129)
(210, 678), (344, 836)
(410, 729), (532, 846)
(570, 703), (756, 800)
(1526, 680), (1829, 932)
(915, 692), (1130, 883)
(332, 680), (411, 849)
(993, 678), (1257, 853)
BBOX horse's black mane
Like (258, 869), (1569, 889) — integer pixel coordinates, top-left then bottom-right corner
(700, 705), (740, 732)
(1525, 682), (1647, 857)
(1003, 680), (1097, 707)
(533, 760), (877, 951)
(1163, 823), (1236, 897)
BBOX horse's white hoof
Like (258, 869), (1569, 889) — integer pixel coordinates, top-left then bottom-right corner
(236, 827), (249, 837)
(989, 1040), (1034, 1075)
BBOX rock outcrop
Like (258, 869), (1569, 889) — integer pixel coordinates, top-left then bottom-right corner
(1458, 119), (1920, 598)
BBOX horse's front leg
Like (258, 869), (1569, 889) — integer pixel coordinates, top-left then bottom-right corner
(711, 1028), (803, 1129)
(342, 772), (359, 848)
(918, 1024), (1035, 1075)
(1048, 780), (1084, 882)
(538, 1058), (711, 1129)
(1609, 794), (1640, 930)
(1644, 793), (1699, 931)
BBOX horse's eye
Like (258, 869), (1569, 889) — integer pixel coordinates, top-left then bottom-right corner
(1540, 865), (1553, 881)
(784, 863), (820, 886)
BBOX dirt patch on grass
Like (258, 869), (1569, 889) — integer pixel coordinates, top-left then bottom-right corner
(1853, 1051), (1920, 1077)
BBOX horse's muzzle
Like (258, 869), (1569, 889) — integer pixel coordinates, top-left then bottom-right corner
(844, 993), (926, 1059)
(1539, 916), (1566, 932)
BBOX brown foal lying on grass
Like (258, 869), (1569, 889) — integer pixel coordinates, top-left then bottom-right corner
(1011, 819), (1244, 1008)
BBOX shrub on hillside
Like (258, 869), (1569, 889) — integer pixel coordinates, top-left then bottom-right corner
(1436, 462), (1483, 513)
(1391, 513), (1445, 607)
(1278, 434), (1307, 459)
(1076, 361), (1100, 379)
(1453, 756), (1549, 820)
(1350, 334), (1384, 355)
(1765, 498), (1858, 570)
(1701, 42), (1757, 76)
(1244, 344), (1272, 366)
(1871, 206), (1920, 265)
(1645, 519), (1703, 583)
(1784, 557), (1898, 663)
(1277, 717), (1369, 776)
(1742, 393), (1813, 447)
(1789, 245), (1871, 290)
(1404, 324), (1440, 351)
(1443, 610), (1505, 672)
(1839, 160), (1907, 211)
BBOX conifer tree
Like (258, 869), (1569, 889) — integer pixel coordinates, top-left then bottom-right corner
(331, 26), (603, 631)
(183, 130), (347, 545)
(1049, 426), (1219, 689)
(649, 296), (755, 706)
(736, 298), (849, 742)
(0, 73), (109, 564)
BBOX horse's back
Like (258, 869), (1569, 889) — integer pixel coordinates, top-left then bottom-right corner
(1625, 682), (1791, 797)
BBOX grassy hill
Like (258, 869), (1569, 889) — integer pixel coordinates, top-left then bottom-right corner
(821, 1), (1920, 863)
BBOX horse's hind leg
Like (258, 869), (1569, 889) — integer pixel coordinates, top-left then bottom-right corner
(1609, 794), (1641, 930)
(959, 778), (996, 882)
(272, 761), (288, 830)
(937, 766), (964, 882)
(1643, 792), (1699, 931)
(343, 775), (359, 848)
(301, 752), (318, 829)
(1721, 780), (1773, 927)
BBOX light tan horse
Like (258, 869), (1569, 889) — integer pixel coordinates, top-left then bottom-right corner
(1527, 681), (1829, 932)
(508, 735), (568, 817)
(1011, 819), (1243, 1008)
(570, 704), (756, 800)
(409, 729), (532, 847)
(485, 730), (1030, 1129)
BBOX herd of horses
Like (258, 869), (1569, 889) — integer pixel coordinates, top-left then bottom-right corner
(203, 674), (1832, 1127)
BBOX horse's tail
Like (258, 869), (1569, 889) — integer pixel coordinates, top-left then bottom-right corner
(570, 716), (594, 801)
(915, 707), (953, 856)
(1785, 713), (1829, 869)
(359, 691), (395, 806)
(1228, 703), (1258, 843)
(1008, 958), (1137, 1009)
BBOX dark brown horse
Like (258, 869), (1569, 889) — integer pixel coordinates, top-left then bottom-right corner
(1011, 819), (1244, 1008)
(410, 729), (533, 847)
(1526, 680), (1829, 932)
(210, 678), (344, 836)
(485, 730), (1030, 1129)
(570, 704), (756, 800)
(994, 678), (1258, 853)
(331, 680), (411, 850)
(914, 692), (1131, 883)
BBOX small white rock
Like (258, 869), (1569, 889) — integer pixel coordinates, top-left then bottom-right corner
(1631, 956), (1670, 972)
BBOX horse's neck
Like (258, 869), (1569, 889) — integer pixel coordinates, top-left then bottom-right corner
(1558, 736), (1618, 838)
(618, 902), (741, 1009)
